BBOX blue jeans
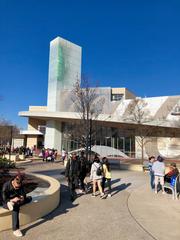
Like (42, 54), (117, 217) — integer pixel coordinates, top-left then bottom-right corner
(3, 196), (32, 230)
(150, 171), (155, 189)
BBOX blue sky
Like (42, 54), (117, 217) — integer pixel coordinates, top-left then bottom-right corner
(0, 0), (180, 129)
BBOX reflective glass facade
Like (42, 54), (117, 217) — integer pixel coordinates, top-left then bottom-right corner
(61, 122), (135, 157)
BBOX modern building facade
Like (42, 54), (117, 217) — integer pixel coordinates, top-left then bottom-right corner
(19, 36), (180, 159)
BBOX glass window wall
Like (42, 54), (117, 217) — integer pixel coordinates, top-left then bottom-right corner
(61, 123), (135, 156)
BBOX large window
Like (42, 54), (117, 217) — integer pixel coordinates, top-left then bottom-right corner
(111, 94), (124, 101)
(61, 123), (135, 156)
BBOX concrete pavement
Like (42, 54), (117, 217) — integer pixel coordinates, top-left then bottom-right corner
(1, 161), (180, 240)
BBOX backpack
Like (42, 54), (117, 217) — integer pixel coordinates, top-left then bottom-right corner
(170, 176), (176, 187)
(96, 164), (103, 176)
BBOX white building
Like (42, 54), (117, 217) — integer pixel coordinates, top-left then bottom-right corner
(19, 36), (180, 159)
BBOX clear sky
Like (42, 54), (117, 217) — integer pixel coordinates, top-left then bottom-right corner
(0, 0), (180, 129)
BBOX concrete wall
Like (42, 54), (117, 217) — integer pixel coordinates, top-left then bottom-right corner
(135, 137), (180, 159)
(26, 118), (46, 148)
(29, 106), (47, 112)
(26, 136), (38, 148)
(28, 118), (45, 131)
(125, 88), (136, 99)
(111, 88), (136, 99)
(45, 120), (62, 152)
(12, 138), (24, 148)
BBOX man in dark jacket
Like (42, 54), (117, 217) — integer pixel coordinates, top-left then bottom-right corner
(2, 174), (32, 237)
(79, 151), (88, 193)
(65, 153), (80, 201)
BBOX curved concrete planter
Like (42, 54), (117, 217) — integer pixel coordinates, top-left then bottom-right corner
(4, 154), (25, 161)
(0, 173), (60, 232)
(15, 159), (32, 165)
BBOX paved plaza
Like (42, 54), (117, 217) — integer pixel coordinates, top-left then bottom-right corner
(1, 161), (180, 240)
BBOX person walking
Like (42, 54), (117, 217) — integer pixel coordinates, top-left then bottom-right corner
(79, 151), (88, 193)
(65, 153), (80, 201)
(102, 157), (112, 197)
(152, 155), (165, 194)
(2, 174), (32, 237)
(61, 148), (66, 164)
(90, 155), (105, 198)
(148, 156), (155, 190)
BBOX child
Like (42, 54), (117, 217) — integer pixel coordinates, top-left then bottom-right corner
(102, 157), (112, 197)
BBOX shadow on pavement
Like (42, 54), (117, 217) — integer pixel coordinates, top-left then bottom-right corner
(111, 178), (121, 185)
(23, 184), (78, 235)
(32, 169), (65, 178)
(111, 183), (131, 196)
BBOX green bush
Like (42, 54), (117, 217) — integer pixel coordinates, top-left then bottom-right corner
(0, 157), (15, 169)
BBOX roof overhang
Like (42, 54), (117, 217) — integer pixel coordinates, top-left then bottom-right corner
(19, 110), (180, 137)
(20, 130), (43, 135)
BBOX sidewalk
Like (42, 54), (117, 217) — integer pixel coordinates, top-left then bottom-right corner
(128, 181), (180, 240)
(1, 163), (180, 240)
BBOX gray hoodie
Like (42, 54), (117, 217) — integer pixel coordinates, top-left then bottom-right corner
(152, 161), (165, 177)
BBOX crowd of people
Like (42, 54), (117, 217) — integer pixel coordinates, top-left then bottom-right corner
(65, 151), (112, 201)
(0, 145), (36, 158)
(148, 155), (179, 194)
(40, 148), (58, 162)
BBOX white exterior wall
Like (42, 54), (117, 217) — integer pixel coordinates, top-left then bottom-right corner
(135, 137), (180, 159)
(45, 120), (62, 152)
(12, 138), (24, 148)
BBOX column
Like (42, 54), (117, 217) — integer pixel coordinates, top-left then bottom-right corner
(45, 120), (62, 152)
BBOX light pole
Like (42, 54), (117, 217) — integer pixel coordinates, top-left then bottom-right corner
(9, 125), (13, 160)
(89, 118), (92, 161)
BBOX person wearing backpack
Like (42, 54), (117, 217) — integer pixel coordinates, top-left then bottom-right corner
(90, 155), (105, 198)
(102, 157), (112, 197)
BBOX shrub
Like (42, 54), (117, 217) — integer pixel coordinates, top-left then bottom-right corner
(0, 157), (15, 169)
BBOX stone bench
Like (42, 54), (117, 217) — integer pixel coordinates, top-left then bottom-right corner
(0, 173), (60, 232)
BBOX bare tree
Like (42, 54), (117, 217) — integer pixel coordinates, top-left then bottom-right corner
(0, 118), (20, 146)
(124, 98), (154, 161)
(68, 78), (105, 159)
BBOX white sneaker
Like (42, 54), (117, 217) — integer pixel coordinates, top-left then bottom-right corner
(7, 201), (14, 211)
(108, 194), (112, 197)
(162, 191), (165, 195)
(100, 193), (106, 199)
(155, 191), (158, 194)
(13, 229), (23, 237)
